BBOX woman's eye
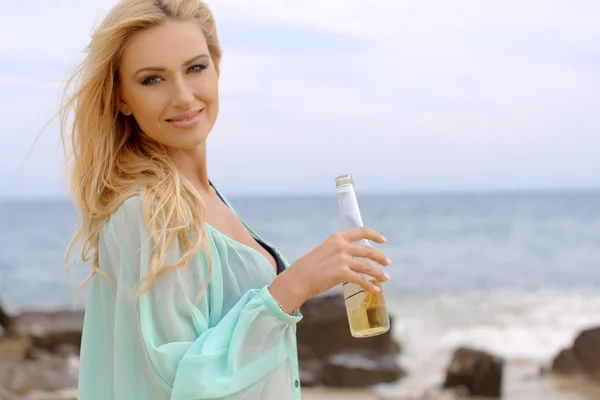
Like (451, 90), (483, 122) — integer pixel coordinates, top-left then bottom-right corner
(140, 64), (207, 85)
(141, 76), (162, 85)
(188, 64), (208, 73)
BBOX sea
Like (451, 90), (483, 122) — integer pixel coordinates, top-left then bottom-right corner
(2, 191), (600, 398)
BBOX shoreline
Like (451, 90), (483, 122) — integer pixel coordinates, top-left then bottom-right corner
(302, 388), (380, 400)
(302, 362), (600, 400)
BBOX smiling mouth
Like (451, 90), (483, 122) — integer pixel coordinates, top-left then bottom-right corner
(166, 109), (202, 122)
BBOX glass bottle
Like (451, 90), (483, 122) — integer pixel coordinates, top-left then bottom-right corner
(336, 174), (391, 338)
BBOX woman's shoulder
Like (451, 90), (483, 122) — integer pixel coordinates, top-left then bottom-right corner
(116, 194), (144, 219)
(103, 192), (213, 246)
(100, 193), (148, 245)
(107, 193), (144, 225)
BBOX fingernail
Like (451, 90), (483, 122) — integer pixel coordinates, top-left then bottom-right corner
(381, 236), (387, 242)
(385, 273), (391, 281)
(373, 285), (381, 292)
(386, 258), (392, 266)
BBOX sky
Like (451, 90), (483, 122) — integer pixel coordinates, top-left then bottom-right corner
(1, 0), (599, 198)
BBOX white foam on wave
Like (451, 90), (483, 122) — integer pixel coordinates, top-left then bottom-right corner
(375, 290), (600, 398)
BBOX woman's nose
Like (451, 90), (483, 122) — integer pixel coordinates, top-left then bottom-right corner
(171, 76), (195, 107)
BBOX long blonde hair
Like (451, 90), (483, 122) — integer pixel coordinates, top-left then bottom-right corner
(60, 0), (222, 300)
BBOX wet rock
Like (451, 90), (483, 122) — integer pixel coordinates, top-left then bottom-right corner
(0, 306), (80, 400)
(570, 326), (600, 376)
(297, 293), (400, 360)
(297, 293), (403, 388)
(7, 310), (83, 354)
(321, 353), (405, 387)
(443, 347), (504, 398)
(551, 325), (600, 382)
(297, 344), (318, 361)
(551, 348), (586, 375)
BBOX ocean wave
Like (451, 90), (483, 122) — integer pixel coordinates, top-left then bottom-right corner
(379, 290), (600, 396)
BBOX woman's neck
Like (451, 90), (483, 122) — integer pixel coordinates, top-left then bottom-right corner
(168, 143), (210, 193)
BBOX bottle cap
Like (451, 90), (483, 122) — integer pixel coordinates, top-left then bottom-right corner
(335, 174), (353, 188)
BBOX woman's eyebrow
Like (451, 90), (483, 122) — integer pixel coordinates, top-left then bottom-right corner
(133, 53), (210, 76)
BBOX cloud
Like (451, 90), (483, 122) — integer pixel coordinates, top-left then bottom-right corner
(1, 0), (599, 198)
(213, 0), (600, 47)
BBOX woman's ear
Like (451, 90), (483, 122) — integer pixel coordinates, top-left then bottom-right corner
(118, 99), (132, 116)
(115, 81), (132, 116)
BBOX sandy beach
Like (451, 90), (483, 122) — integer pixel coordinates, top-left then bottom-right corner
(302, 388), (380, 400)
(302, 383), (600, 400)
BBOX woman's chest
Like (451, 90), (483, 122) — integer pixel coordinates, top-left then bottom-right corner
(205, 198), (278, 273)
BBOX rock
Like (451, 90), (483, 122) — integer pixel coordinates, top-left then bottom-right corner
(443, 347), (504, 398)
(0, 299), (11, 335)
(0, 336), (31, 361)
(570, 326), (600, 376)
(0, 351), (78, 396)
(551, 325), (600, 382)
(7, 310), (83, 354)
(321, 353), (405, 387)
(296, 293), (403, 388)
(297, 293), (400, 360)
(297, 344), (318, 361)
(299, 359), (323, 387)
(551, 348), (585, 375)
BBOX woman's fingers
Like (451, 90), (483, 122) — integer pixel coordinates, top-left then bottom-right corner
(348, 243), (390, 266)
(341, 226), (386, 244)
(349, 258), (389, 284)
(346, 270), (379, 293)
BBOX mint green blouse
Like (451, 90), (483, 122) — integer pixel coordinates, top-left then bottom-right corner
(78, 190), (304, 399)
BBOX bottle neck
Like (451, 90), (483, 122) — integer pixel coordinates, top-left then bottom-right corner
(337, 182), (369, 246)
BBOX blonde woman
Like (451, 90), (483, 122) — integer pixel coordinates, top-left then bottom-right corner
(61, 0), (391, 398)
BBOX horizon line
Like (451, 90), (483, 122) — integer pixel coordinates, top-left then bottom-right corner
(1, 186), (599, 203)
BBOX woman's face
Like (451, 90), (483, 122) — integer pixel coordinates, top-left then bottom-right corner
(118, 18), (219, 150)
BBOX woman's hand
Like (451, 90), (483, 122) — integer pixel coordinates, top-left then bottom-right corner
(268, 227), (391, 314)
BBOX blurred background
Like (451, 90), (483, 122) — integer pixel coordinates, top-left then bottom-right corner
(1, 1), (599, 399)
